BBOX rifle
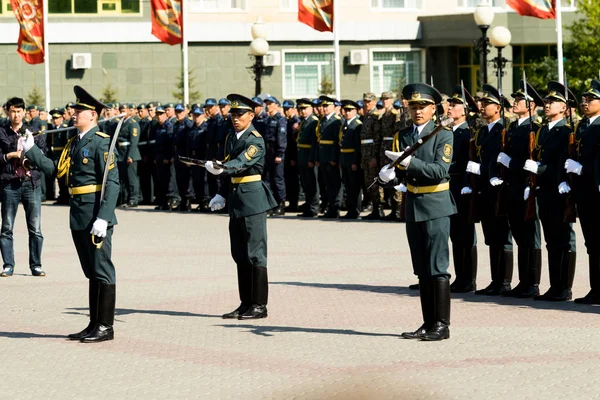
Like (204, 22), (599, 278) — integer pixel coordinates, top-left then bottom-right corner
(367, 115), (454, 190)
(178, 156), (228, 169)
(495, 92), (508, 217)
(563, 74), (577, 223)
(460, 81), (480, 223)
(523, 72), (538, 221)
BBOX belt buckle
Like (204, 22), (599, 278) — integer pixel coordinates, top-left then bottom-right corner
(413, 186), (419, 194)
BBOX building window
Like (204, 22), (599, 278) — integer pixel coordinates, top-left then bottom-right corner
(189, 0), (247, 11)
(283, 52), (335, 99)
(371, 0), (422, 9)
(460, 0), (575, 9)
(48, 0), (141, 14)
(280, 0), (297, 11)
(512, 44), (556, 90)
(0, 0), (12, 15)
(457, 47), (480, 95)
(370, 51), (422, 95)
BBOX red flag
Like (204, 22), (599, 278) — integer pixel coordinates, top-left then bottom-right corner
(505, 0), (556, 19)
(151, 0), (183, 45)
(10, 0), (44, 64)
(298, 0), (334, 33)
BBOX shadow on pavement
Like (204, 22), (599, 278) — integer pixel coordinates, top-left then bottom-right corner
(217, 324), (402, 338)
(64, 307), (222, 319)
(272, 281), (419, 297)
(0, 331), (65, 339)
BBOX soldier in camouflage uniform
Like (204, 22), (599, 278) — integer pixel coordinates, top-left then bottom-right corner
(360, 92), (383, 220)
(378, 92), (402, 221)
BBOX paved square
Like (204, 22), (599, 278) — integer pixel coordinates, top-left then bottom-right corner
(1, 204), (599, 399)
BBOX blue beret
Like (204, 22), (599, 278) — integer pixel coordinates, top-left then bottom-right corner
(155, 106), (166, 113)
(192, 107), (204, 115)
(252, 96), (263, 104)
(218, 98), (231, 106)
(174, 103), (185, 111)
(393, 100), (401, 109)
(205, 98), (217, 106)
(282, 100), (294, 108)
(356, 100), (364, 108)
(311, 98), (322, 106)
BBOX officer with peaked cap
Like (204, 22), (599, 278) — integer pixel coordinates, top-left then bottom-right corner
(446, 85), (479, 293)
(494, 80), (543, 298)
(117, 103), (142, 207)
(204, 94), (277, 319)
(463, 84), (514, 296)
(262, 96), (288, 215)
(20, 86), (119, 342)
(295, 98), (320, 217)
(378, 83), (456, 341)
(283, 100), (301, 212)
(524, 81), (577, 302)
(339, 100), (363, 219)
(562, 79), (600, 304)
(361, 92), (383, 220)
(49, 108), (71, 204)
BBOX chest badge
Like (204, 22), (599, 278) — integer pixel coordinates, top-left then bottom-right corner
(82, 158), (89, 164)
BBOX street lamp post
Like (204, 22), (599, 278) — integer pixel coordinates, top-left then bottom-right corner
(489, 26), (512, 96)
(474, 3), (494, 88)
(249, 18), (269, 97)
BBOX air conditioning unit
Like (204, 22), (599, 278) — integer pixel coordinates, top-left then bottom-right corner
(263, 51), (281, 67)
(349, 49), (368, 66)
(71, 53), (92, 70)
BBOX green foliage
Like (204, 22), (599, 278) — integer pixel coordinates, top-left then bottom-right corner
(519, 57), (558, 95)
(26, 83), (45, 107)
(173, 68), (202, 104)
(100, 85), (118, 103)
(564, 0), (600, 93)
(318, 75), (334, 96)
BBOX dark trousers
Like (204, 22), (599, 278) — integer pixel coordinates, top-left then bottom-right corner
(538, 192), (576, 252)
(299, 165), (319, 214)
(575, 194), (600, 256)
(341, 166), (361, 215)
(57, 175), (69, 204)
(126, 161), (141, 204)
(44, 172), (55, 201)
(207, 174), (218, 199)
(71, 228), (115, 284)
(156, 162), (171, 207)
(175, 162), (193, 203)
(322, 163), (342, 212)
(507, 199), (542, 249)
(317, 165), (328, 208)
(229, 213), (268, 306)
(139, 157), (156, 205)
(0, 180), (43, 270)
(263, 159), (286, 203)
(406, 216), (451, 279)
(284, 163), (299, 207)
(191, 166), (207, 205)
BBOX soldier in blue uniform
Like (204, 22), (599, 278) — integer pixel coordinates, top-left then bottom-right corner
(495, 81), (543, 298)
(188, 106), (209, 211)
(173, 103), (194, 211)
(526, 81), (577, 301)
(252, 97), (269, 136)
(21, 86), (119, 342)
(339, 100), (363, 219)
(153, 106), (174, 210)
(295, 99), (320, 218)
(137, 103), (155, 205)
(262, 96), (287, 216)
(378, 83), (456, 341)
(204, 98), (221, 203)
(117, 104), (141, 207)
(283, 100), (301, 213)
(48, 108), (71, 205)
(562, 79), (600, 304)
(216, 99), (233, 211)
(316, 96), (343, 218)
(205, 94), (277, 320)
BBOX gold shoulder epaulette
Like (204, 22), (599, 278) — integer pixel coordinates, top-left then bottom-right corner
(356, 120), (363, 125)
(335, 115), (342, 120)
(96, 131), (110, 138)
(391, 109), (398, 115)
(311, 115), (318, 121)
(251, 130), (261, 137)
(373, 111), (379, 117)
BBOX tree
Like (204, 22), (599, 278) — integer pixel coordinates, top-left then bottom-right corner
(172, 68), (202, 104)
(520, 57), (558, 95)
(318, 75), (334, 96)
(100, 84), (118, 103)
(564, 0), (600, 93)
(26, 83), (45, 107)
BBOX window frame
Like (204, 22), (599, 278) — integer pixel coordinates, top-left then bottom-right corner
(369, 48), (425, 95)
(189, 0), (248, 13)
(45, 0), (142, 16)
(281, 49), (336, 99)
(370, 0), (423, 12)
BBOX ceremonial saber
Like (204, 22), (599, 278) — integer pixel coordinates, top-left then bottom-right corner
(34, 113), (127, 136)
(178, 156), (229, 170)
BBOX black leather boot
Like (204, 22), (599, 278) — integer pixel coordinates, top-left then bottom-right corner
(476, 246), (500, 295)
(575, 254), (600, 304)
(421, 277), (451, 341)
(402, 279), (433, 339)
(363, 203), (384, 220)
(535, 249), (562, 301)
(223, 264), (251, 318)
(515, 248), (541, 298)
(81, 283), (115, 343)
(408, 283), (420, 290)
(272, 201), (286, 216)
(68, 280), (98, 340)
(383, 199), (399, 221)
(239, 266), (268, 320)
(556, 251), (576, 301)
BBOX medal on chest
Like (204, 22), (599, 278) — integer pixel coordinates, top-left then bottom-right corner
(82, 149), (89, 165)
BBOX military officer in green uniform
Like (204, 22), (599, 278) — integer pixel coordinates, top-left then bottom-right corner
(205, 94), (277, 320)
(379, 92), (402, 221)
(360, 92), (383, 220)
(295, 98), (320, 218)
(20, 85), (119, 343)
(378, 83), (456, 341)
(339, 100), (363, 219)
(49, 108), (71, 204)
(524, 81), (577, 301)
(117, 104), (141, 207)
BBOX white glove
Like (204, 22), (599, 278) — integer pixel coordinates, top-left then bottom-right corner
(524, 159), (540, 175)
(558, 181), (571, 194)
(394, 183), (407, 193)
(90, 218), (108, 238)
(378, 164), (396, 183)
(564, 159), (582, 175)
(524, 186), (531, 201)
(385, 150), (402, 161)
(205, 160), (224, 176)
(18, 129), (34, 152)
(489, 177), (504, 186)
(497, 152), (512, 168)
(466, 161), (481, 175)
(461, 187), (473, 195)
(208, 194), (226, 211)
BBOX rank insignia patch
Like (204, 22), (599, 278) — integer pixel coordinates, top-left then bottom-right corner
(443, 144), (452, 157)
(247, 145), (258, 158)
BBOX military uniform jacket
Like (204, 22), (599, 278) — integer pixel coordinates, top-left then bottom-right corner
(154, 120), (174, 163)
(218, 124), (277, 218)
(535, 119), (570, 195)
(117, 117), (141, 162)
(379, 108), (399, 160)
(296, 114), (319, 166)
(264, 112), (287, 159)
(216, 115), (233, 161)
(25, 126), (119, 231)
(173, 118), (193, 159)
(285, 115), (301, 164)
(206, 114), (222, 160)
(360, 107), (381, 164)
(317, 113), (342, 163)
(396, 120), (457, 223)
(339, 117), (362, 167)
(474, 120), (505, 184)
(448, 122), (471, 200)
(253, 112), (268, 136)
(187, 121), (208, 159)
(491, 117), (540, 202)
(138, 116), (154, 159)
(565, 116), (600, 201)
(48, 121), (70, 159)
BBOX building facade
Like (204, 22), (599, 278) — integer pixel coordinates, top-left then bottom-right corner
(0, 0), (577, 106)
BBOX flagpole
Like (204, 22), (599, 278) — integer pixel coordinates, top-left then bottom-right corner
(182, 0), (189, 104)
(43, 0), (50, 110)
(333, 0), (341, 100)
(556, 0), (564, 84)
